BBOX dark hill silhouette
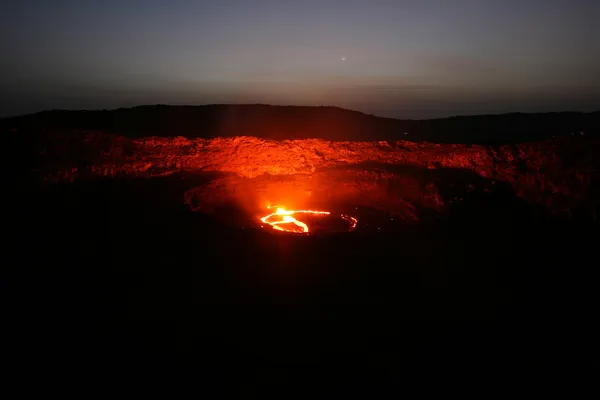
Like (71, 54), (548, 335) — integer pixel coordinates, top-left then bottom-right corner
(2, 104), (599, 144)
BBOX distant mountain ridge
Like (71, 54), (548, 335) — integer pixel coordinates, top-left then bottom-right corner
(2, 104), (599, 144)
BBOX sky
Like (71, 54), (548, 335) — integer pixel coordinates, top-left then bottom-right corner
(1, 0), (599, 119)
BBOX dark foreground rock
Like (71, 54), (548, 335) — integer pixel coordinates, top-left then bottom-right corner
(4, 173), (599, 386)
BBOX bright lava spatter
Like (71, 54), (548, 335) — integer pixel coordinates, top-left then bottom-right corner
(260, 207), (358, 234)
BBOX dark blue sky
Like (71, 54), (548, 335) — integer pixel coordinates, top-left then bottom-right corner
(2, 0), (599, 118)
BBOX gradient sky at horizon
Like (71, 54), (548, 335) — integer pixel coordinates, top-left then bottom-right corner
(1, 0), (599, 118)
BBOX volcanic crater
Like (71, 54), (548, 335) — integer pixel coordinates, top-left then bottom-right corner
(20, 129), (599, 234)
(5, 105), (599, 237)
(5, 105), (600, 376)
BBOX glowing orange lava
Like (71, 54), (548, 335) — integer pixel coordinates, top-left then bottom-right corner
(341, 214), (358, 230)
(260, 206), (358, 234)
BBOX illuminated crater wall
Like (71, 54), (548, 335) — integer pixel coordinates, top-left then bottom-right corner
(36, 134), (599, 226)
